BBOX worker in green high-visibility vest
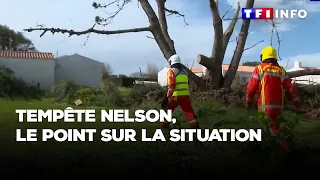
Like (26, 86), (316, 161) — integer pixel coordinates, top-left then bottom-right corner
(161, 54), (199, 129)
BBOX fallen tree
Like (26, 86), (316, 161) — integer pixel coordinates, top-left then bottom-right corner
(288, 68), (320, 78)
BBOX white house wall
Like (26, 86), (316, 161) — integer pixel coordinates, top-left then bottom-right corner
(55, 54), (104, 87)
(158, 67), (169, 87)
(223, 71), (252, 85)
(0, 58), (55, 89)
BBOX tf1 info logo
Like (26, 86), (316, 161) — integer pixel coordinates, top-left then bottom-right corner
(242, 8), (308, 20)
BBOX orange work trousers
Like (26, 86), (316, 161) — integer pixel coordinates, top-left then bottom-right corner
(161, 95), (199, 128)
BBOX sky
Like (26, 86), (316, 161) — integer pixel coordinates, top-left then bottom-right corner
(1, 0), (320, 75)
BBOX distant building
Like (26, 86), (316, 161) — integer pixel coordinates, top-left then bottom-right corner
(221, 64), (255, 85)
(157, 64), (255, 87)
(0, 50), (55, 89)
(55, 54), (105, 87)
(287, 60), (320, 85)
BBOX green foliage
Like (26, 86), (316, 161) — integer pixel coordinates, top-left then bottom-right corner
(51, 80), (126, 107)
(0, 65), (42, 100)
(92, 1), (132, 25)
(121, 77), (135, 87)
(51, 80), (79, 103)
(1, 94), (319, 172)
(242, 61), (260, 66)
(249, 111), (300, 151)
(99, 80), (122, 105)
(129, 83), (163, 101)
(108, 77), (135, 87)
(73, 87), (102, 105)
(0, 24), (36, 51)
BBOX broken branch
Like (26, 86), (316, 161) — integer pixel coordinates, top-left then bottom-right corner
(288, 69), (320, 78)
(164, 7), (188, 25)
(265, 20), (282, 60)
(244, 40), (264, 51)
(221, 5), (233, 19)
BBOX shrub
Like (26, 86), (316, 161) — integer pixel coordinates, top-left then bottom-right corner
(130, 83), (163, 101)
(51, 80), (79, 103)
(51, 80), (127, 107)
(121, 77), (135, 87)
(73, 87), (103, 106)
(99, 80), (122, 105)
(246, 111), (300, 151)
(0, 65), (42, 100)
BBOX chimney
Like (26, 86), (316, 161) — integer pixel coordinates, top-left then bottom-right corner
(294, 60), (301, 68)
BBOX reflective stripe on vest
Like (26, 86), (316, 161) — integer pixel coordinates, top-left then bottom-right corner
(170, 68), (190, 96)
(257, 64), (286, 112)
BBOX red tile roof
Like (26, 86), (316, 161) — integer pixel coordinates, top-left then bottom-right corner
(222, 64), (255, 72)
(190, 67), (203, 73)
(0, 51), (54, 60)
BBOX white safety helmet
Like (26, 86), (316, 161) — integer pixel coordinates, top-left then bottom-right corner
(168, 54), (181, 65)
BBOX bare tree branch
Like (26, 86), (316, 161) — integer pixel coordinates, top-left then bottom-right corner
(156, 0), (176, 53)
(139, 0), (173, 59)
(221, 5), (233, 19)
(222, 0), (255, 88)
(223, 17), (242, 21)
(81, 24), (96, 46)
(244, 40), (264, 51)
(221, 1), (240, 61)
(164, 7), (188, 26)
(138, 0), (204, 87)
(265, 19), (283, 60)
(146, 35), (154, 39)
(93, 0), (131, 26)
(23, 0), (205, 88)
(24, 26), (151, 37)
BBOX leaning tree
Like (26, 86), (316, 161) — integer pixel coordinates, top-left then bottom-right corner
(24, 0), (320, 89)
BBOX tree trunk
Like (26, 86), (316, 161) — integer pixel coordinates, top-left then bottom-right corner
(140, 0), (204, 87)
(222, 0), (254, 88)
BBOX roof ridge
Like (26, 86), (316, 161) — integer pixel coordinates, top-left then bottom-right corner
(0, 50), (53, 54)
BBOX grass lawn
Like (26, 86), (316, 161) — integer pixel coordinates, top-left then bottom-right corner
(1, 98), (320, 176)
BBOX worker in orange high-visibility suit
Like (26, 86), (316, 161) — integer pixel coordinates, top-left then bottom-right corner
(161, 54), (199, 129)
(246, 46), (301, 152)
